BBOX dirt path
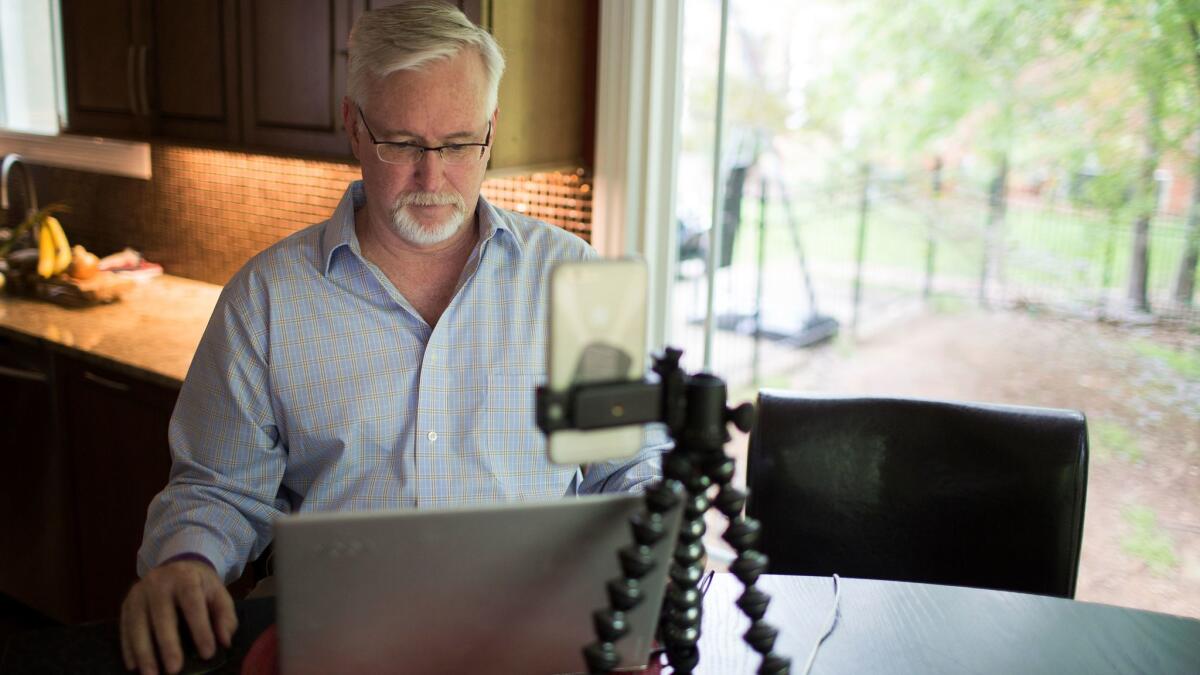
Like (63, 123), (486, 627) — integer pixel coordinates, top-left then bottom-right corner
(713, 308), (1199, 618)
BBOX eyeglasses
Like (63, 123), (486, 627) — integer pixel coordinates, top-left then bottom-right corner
(357, 107), (491, 167)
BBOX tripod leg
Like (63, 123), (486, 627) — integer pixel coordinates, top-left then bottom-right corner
(567, 354), (792, 674)
(583, 478), (684, 675)
(710, 458), (791, 675)
(658, 451), (712, 673)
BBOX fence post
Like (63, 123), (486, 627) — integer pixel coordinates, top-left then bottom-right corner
(751, 176), (769, 387)
(979, 155), (1009, 308)
(852, 162), (871, 337)
(924, 157), (942, 300)
(1099, 215), (1118, 319)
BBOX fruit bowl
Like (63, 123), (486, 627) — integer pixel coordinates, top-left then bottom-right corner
(35, 271), (136, 307)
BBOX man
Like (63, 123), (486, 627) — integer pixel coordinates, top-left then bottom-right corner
(119, 4), (663, 674)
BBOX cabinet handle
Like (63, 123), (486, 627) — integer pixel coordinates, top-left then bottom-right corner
(0, 364), (47, 383)
(84, 371), (131, 392)
(138, 45), (150, 117)
(127, 45), (140, 116)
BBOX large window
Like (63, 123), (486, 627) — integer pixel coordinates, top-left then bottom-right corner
(671, 0), (1199, 618)
(0, 1), (149, 179)
(0, 0), (63, 134)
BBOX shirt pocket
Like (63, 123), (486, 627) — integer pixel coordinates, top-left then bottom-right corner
(481, 370), (576, 499)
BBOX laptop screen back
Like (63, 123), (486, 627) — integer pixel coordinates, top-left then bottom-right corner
(274, 494), (681, 675)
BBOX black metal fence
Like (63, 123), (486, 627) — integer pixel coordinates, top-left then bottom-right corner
(670, 167), (1199, 388)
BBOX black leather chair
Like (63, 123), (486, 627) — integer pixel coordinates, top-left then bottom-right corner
(746, 391), (1088, 598)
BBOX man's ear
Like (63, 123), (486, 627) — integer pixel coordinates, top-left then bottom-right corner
(342, 97), (362, 161)
(486, 107), (499, 159)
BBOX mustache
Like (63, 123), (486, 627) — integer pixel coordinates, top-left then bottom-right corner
(395, 192), (465, 209)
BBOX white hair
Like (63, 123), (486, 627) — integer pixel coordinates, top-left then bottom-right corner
(348, 1), (505, 115)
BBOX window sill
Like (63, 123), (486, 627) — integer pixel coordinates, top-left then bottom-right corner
(0, 130), (151, 180)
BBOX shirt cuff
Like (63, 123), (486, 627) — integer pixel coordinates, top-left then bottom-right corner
(143, 529), (236, 583)
(161, 552), (216, 570)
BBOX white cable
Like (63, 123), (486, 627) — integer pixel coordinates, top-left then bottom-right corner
(801, 574), (841, 675)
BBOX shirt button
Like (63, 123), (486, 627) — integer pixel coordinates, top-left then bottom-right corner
(427, 431), (438, 442)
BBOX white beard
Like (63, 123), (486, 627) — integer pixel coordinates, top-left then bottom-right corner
(388, 191), (469, 246)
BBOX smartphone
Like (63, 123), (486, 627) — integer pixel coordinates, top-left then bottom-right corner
(546, 258), (648, 465)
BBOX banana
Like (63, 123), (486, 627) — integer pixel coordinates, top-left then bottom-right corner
(37, 221), (56, 278)
(46, 216), (72, 275)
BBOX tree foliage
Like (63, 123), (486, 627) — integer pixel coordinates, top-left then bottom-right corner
(803, 0), (1200, 309)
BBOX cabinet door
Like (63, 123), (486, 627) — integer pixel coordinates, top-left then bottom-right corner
(0, 337), (80, 623)
(240, 0), (357, 157)
(487, 0), (596, 171)
(147, 0), (240, 142)
(60, 0), (147, 137)
(58, 357), (178, 622)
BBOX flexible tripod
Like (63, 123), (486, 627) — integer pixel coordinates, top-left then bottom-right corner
(537, 348), (790, 674)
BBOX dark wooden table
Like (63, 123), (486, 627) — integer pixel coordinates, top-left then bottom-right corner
(696, 574), (1200, 674)
(3, 574), (1198, 674)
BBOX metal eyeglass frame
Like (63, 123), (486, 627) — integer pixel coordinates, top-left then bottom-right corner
(356, 107), (492, 166)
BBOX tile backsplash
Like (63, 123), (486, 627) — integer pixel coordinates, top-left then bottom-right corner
(11, 143), (592, 286)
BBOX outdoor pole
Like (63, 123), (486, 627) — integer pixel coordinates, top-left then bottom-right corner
(1100, 216), (1117, 319)
(978, 156), (1008, 309)
(851, 162), (871, 337)
(702, 0), (731, 372)
(753, 176), (768, 387)
(924, 157), (942, 300)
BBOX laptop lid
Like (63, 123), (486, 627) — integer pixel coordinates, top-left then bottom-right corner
(274, 494), (682, 675)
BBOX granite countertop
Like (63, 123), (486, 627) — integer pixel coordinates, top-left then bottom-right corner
(0, 274), (222, 388)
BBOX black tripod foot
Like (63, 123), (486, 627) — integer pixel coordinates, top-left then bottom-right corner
(583, 641), (620, 673)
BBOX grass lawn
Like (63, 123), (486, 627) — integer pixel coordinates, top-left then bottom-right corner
(725, 190), (1198, 302)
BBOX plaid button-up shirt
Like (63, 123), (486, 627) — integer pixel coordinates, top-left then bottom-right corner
(138, 182), (663, 582)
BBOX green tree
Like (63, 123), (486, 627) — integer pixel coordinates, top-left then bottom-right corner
(808, 0), (1074, 304)
(1069, 0), (1197, 311)
(1171, 0), (1200, 307)
(809, 0), (1199, 312)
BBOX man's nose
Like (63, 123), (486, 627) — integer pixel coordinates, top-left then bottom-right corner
(410, 150), (445, 191)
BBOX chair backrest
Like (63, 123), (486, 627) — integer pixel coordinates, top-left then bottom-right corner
(746, 391), (1088, 598)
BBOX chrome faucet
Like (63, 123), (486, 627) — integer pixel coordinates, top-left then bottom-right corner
(1, 153), (39, 221)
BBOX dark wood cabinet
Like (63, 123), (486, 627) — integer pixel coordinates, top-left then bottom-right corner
(238, 0), (355, 156)
(150, 0), (240, 142)
(61, 0), (239, 143)
(0, 335), (265, 623)
(60, 0), (145, 137)
(60, 0), (594, 169)
(0, 336), (80, 623)
(56, 357), (178, 622)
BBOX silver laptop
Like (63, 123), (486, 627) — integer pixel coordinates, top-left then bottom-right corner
(274, 494), (682, 675)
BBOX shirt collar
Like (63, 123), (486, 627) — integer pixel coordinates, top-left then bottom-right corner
(320, 181), (524, 276)
(320, 181), (367, 275)
(477, 194), (525, 257)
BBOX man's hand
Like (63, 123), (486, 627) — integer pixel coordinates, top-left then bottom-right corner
(119, 559), (238, 675)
